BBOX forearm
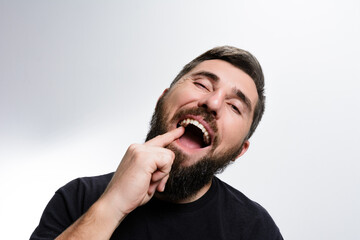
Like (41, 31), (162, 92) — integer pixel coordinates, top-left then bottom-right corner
(56, 197), (126, 240)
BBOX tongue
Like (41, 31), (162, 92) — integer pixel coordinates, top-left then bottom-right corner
(178, 125), (204, 149)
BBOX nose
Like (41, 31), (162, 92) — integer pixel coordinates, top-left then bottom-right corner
(198, 90), (224, 119)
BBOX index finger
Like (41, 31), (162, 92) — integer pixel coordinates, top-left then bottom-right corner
(145, 127), (185, 147)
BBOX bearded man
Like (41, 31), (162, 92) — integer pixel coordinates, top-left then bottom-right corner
(31, 46), (283, 240)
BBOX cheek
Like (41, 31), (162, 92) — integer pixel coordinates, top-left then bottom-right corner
(166, 89), (200, 111)
(220, 118), (248, 146)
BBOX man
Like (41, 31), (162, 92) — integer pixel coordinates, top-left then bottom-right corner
(31, 46), (283, 239)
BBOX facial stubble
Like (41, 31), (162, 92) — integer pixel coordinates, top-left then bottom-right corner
(145, 94), (244, 202)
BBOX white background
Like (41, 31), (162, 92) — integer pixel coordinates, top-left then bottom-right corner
(1, 0), (359, 239)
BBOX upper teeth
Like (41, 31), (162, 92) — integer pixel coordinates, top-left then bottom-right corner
(179, 118), (210, 145)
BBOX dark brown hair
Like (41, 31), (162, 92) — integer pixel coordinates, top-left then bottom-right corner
(169, 46), (265, 140)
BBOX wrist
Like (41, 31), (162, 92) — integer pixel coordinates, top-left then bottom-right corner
(94, 196), (128, 228)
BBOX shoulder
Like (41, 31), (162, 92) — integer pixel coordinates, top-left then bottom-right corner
(214, 176), (260, 209)
(57, 172), (114, 205)
(59, 172), (114, 194)
(214, 177), (283, 239)
(30, 173), (115, 239)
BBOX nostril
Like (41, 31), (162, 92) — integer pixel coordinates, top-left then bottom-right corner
(201, 103), (217, 117)
(199, 103), (208, 112)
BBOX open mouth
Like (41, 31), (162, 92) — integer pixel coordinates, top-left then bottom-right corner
(176, 118), (211, 149)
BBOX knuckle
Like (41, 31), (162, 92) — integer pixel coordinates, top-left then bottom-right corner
(167, 150), (175, 159)
(164, 150), (175, 163)
(128, 143), (140, 153)
(127, 144), (145, 161)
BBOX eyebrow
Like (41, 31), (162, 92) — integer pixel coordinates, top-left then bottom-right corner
(190, 70), (253, 112)
(190, 71), (219, 82)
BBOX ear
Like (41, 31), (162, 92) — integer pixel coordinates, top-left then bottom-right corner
(233, 140), (250, 161)
(158, 88), (169, 101)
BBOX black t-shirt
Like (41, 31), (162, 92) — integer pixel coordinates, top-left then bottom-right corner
(31, 173), (283, 240)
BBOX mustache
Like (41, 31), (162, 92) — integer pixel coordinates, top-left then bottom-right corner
(170, 107), (218, 134)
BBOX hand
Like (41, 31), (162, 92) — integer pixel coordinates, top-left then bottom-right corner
(100, 127), (184, 219)
(55, 127), (184, 240)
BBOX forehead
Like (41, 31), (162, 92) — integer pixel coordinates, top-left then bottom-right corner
(185, 59), (259, 109)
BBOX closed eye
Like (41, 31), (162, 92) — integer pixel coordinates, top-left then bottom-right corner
(194, 82), (208, 91)
(230, 104), (241, 115)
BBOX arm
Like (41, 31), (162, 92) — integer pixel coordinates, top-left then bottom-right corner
(55, 127), (185, 240)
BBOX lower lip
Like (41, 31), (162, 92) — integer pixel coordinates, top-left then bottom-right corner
(174, 138), (211, 153)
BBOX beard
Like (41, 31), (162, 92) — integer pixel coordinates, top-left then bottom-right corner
(145, 94), (244, 202)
